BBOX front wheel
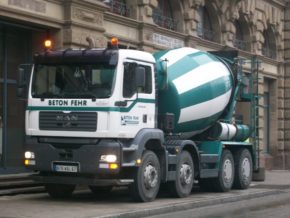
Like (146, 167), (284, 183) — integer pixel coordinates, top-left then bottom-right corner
(168, 151), (194, 198)
(45, 183), (75, 198)
(212, 149), (234, 192)
(233, 149), (253, 189)
(129, 150), (161, 202)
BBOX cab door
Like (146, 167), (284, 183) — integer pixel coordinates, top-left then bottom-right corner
(119, 61), (156, 136)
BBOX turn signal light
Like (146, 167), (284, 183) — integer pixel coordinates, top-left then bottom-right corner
(109, 163), (118, 170)
(24, 159), (29, 166)
(24, 159), (35, 166)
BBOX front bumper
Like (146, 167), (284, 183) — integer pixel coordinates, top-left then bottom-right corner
(32, 174), (133, 186)
(25, 138), (123, 177)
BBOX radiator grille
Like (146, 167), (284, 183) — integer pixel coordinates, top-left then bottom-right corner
(39, 112), (97, 131)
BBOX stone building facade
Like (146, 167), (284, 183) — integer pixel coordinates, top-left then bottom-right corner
(0, 0), (289, 172)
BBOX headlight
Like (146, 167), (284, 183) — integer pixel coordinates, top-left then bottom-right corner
(100, 154), (117, 163)
(25, 151), (35, 159)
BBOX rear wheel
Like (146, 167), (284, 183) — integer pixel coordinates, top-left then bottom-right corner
(233, 149), (253, 189)
(129, 150), (161, 202)
(168, 151), (194, 198)
(45, 183), (75, 198)
(212, 149), (234, 192)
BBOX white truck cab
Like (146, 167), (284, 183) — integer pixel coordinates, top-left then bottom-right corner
(26, 49), (156, 139)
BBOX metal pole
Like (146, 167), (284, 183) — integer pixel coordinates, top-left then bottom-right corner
(2, 27), (7, 168)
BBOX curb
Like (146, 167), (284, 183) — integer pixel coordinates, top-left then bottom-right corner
(0, 186), (46, 196)
(0, 173), (44, 196)
(96, 189), (282, 218)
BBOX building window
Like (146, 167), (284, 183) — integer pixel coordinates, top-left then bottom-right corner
(197, 6), (215, 42)
(104, 0), (130, 17)
(233, 20), (251, 51)
(233, 20), (247, 50)
(153, 0), (177, 31)
(262, 28), (277, 59)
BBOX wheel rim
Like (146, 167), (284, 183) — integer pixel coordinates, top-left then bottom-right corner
(180, 163), (192, 185)
(223, 159), (233, 183)
(241, 157), (251, 181)
(144, 163), (158, 189)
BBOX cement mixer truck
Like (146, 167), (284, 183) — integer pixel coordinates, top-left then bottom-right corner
(18, 38), (260, 202)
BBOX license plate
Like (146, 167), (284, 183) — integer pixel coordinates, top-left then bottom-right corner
(54, 164), (78, 173)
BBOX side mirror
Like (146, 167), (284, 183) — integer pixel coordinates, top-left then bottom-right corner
(135, 66), (146, 90)
(18, 64), (32, 99)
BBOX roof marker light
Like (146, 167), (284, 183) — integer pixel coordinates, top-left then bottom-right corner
(111, 37), (118, 46)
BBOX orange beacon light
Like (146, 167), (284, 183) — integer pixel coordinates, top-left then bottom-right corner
(44, 39), (52, 49)
(108, 37), (119, 49)
(111, 37), (118, 46)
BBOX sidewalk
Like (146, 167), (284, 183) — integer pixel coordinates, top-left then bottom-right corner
(264, 170), (290, 185)
(252, 170), (290, 188)
(0, 172), (44, 196)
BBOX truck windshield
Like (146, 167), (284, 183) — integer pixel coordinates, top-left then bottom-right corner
(31, 64), (115, 99)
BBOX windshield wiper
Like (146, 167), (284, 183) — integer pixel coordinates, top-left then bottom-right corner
(62, 92), (99, 100)
(35, 93), (65, 99)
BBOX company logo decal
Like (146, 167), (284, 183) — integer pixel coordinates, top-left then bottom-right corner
(121, 115), (139, 126)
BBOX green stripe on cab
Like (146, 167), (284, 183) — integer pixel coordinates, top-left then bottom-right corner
(27, 98), (155, 112)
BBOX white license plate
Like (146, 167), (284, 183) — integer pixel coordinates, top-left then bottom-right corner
(54, 164), (78, 173)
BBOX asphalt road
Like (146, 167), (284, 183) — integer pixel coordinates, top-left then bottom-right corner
(0, 171), (290, 218)
(147, 188), (290, 218)
(0, 184), (284, 218)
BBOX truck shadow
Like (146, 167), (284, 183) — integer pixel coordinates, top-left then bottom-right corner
(33, 185), (206, 204)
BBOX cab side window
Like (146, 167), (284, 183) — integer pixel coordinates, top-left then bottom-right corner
(123, 63), (152, 98)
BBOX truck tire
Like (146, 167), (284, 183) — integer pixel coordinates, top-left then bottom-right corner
(233, 149), (253, 189)
(168, 151), (194, 198)
(45, 183), (75, 198)
(212, 149), (234, 192)
(89, 186), (113, 195)
(129, 150), (161, 202)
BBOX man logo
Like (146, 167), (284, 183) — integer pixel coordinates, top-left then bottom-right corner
(56, 114), (78, 128)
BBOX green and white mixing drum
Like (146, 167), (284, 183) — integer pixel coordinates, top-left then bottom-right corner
(154, 47), (234, 138)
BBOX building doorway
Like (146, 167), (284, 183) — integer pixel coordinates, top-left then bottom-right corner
(0, 20), (58, 172)
(0, 23), (33, 170)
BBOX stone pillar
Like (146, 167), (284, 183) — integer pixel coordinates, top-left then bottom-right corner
(283, 3), (290, 169)
(137, 0), (159, 51)
(254, 10), (265, 56)
(275, 64), (286, 169)
(183, 0), (204, 37)
(62, 0), (107, 48)
(138, 0), (157, 24)
(221, 5), (238, 48)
